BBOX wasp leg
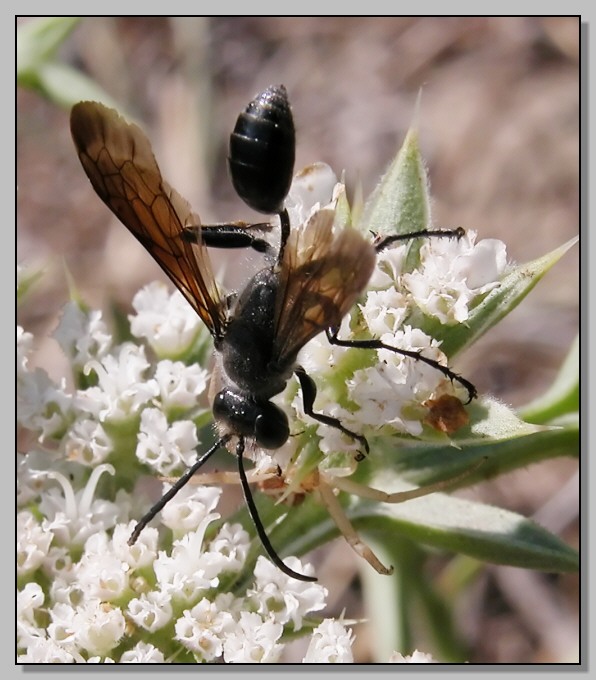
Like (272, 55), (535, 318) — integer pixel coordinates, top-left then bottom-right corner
(182, 223), (274, 255)
(326, 329), (477, 403)
(182, 206), (291, 263)
(236, 437), (317, 583)
(374, 226), (465, 253)
(128, 435), (229, 546)
(294, 366), (369, 461)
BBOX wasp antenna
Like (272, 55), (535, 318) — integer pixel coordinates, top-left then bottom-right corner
(235, 438), (317, 583)
(128, 436), (230, 546)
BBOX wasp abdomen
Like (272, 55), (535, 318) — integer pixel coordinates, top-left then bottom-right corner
(228, 85), (295, 215)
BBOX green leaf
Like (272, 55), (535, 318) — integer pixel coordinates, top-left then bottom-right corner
(31, 61), (122, 110)
(360, 536), (469, 661)
(17, 17), (80, 80)
(379, 420), (578, 491)
(440, 237), (579, 357)
(358, 121), (431, 239)
(17, 17), (121, 111)
(222, 456), (577, 592)
(519, 335), (579, 424)
(17, 266), (44, 305)
(349, 488), (578, 572)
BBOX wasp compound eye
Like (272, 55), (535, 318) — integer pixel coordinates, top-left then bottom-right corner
(254, 403), (290, 450)
(228, 85), (296, 215)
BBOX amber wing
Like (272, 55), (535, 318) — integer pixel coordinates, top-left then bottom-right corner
(273, 208), (376, 363)
(70, 101), (226, 339)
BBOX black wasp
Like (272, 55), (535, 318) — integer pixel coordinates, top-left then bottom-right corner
(70, 86), (476, 582)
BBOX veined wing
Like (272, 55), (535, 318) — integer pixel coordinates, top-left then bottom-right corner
(273, 208), (376, 364)
(70, 101), (226, 339)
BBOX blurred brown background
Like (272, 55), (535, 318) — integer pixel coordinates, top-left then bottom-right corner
(17, 17), (579, 663)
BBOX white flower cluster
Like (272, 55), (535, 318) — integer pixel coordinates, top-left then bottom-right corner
(17, 466), (351, 662)
(287, 167), (508, 450)
(346, 230), (506, 437)
(17, 278), (355, 663)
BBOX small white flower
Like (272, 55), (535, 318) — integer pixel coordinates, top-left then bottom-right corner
(302, 618), (355, 663)
(368, 242), (409, 290)
(389, 649), (436, 663)
(76, 531), (130, 601)
(360, 286), (409, 336)
(203, 522), (251, 574)
(77, 343), (159, 422)
(64, 418), (113, 466)
(111, 522), (159, 570)
(17, 366), (73, 441)
(154, 359), (209, 412)
(17, 450), (56, 507)
(72, 599), (126, 656)
(127, 590), (173, 632)
(39, 464), (119, 546)
(53, 301), (112, 366)
(222, 612), (283, 663)
(296, 313), (353, 377)
(42, 546), (75, 581)
(160, 484), (222, 537)
(402, 231), (507, 324)
(17, 583), (45, 647)
(17, 582), (45, 621)
(46, 601), (78, 648)
(119, 642), (165, 663)
(314, 405), (363, 459)
(17, 635), (81, 663)
(250, 555), (325, 631)
(17, 325), (34, 376)
(348, 327), (449, 435)
(174, 597), (235, 660)
(49, 577), (85, 608)
(129, 281), (203, 357)
(153, 515), (221, 600)
(136, 408), (199, 476)
(286, 162), (339, 226)
(17, 511), (53, 575)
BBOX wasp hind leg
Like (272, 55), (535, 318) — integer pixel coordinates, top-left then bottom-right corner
(325, 329), (477, 403)
(373, 226), (465, 253)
